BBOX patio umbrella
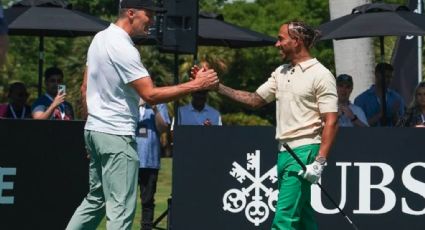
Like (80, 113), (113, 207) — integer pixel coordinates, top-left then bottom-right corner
(5, 0), (109, 96)
(318, 3), (425, 125)
(134, 12), (276, 48)
(196, 12), (276, 48)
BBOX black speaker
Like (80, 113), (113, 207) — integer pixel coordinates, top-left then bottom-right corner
(158, 0), (199, 54)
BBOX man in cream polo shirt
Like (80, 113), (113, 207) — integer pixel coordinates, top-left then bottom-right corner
(67, 0), (219, 229)
(217, 21), (338, 230)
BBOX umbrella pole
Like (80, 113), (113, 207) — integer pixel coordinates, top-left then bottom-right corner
(38, 36), (44, 97)
(380, 36), (387, 126)
(419, 0), (423, 83)
(174, 52), (179, 125)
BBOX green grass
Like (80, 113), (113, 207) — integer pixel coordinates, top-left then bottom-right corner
(97, 158), (172, 230)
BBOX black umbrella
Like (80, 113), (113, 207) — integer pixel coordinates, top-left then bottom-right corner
(197, 12), (276, 48)
(5, 0), (109, 96)
(134, 12), (276, 48)
(318, 3), (425, 125)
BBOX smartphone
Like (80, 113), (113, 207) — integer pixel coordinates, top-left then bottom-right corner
(58, 84), (66, 94)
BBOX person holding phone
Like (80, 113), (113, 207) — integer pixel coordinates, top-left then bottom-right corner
(31, 67), (74, 120)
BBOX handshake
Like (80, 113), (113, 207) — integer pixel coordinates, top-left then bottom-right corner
(189, 62), (219, 91)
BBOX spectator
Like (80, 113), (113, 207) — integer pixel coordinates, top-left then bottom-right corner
(354, 63), (405, 126)
(396, 81), (425, 127)
(177, 90), (222, 126)
(336, 74), (368, 127)
(0, 82), (31, 119)
(136, 100), (170, 230)
(31, 67), (74, 120)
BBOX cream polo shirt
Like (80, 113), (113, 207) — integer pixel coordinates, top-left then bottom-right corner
(256, 58), (337, 148)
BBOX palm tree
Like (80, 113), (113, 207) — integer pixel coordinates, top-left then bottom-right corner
(329, 0), (375, 99)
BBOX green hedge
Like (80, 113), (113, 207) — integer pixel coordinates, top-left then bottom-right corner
(222, 112), (272, 126)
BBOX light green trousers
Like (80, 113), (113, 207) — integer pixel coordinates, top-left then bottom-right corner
(271, 144), (319, 230)
(66, 130), (139, 230)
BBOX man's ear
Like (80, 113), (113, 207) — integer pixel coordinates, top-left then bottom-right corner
(294, 37), (303, 48)
(127, 9), (136, 19)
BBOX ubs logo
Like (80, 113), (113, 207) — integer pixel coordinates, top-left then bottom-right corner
(222, 150), (278, 226)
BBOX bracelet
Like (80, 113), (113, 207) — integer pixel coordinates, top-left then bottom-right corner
(351, 115), (358, 122)
(315, 156), (327, 165)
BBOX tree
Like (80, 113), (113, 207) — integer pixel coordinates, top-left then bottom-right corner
(328, 0), (375, 99)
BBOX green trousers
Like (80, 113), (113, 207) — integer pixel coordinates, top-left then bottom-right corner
(271, 144), (320, 230)
(66, 130), (139, 230)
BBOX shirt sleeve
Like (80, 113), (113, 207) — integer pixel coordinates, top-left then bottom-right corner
(159, 104), (171, 125)
(108, 42), (149, 84)
(353, 105), (369, 127)
(397, 94), (405, 116)
(314, 72), (338, 113)
(256, 70), (278, 103)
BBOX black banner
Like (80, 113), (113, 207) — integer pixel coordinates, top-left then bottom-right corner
(172, 126), (425, 230)
(0, 120), (88, 229)
(1, 121), (424, 230)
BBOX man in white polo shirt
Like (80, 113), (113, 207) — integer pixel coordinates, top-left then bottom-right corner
(217, 21), (338, 229)
(66, 0), (219, 229)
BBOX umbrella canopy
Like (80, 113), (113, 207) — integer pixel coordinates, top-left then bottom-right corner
(197, 12), (276, 48)
(318, 3), (425, 40)
(134, 12), (276, 48)
(318, 3), (425, 126)
(6, 7), (108, 37)
(4, 0), (109, 96)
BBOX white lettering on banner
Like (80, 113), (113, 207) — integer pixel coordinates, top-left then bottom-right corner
(222, 150), (278, 226)
(0, 167), (16, 204)
(401, 163), (425, 215)
(353, 163), (396, 214)
(223, 157), (425, 224)
(311, 162), (351, 214)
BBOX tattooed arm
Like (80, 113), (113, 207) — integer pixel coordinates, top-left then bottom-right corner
(218, 83), (268, 109)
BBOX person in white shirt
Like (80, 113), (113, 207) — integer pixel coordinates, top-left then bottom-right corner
(336, 74), (369, 127)
(66, 1), (218, 229)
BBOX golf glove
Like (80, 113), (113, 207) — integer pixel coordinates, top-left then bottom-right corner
(298, 160), (326, 184)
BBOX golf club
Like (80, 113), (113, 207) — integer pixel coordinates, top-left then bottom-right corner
(281, 142), (359, 230)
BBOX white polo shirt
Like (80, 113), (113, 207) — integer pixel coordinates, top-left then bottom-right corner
(256, 58), (338, 148)
(85, 23), (149, 135)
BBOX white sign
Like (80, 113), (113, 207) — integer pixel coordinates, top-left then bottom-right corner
(222, 150), (278, 226)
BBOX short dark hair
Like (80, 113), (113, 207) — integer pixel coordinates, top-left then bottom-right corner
(44, 67), (63, 81)
(7, 82), (28, 98)
(336, 74), (353, 86)
(375, 63), (393, 74)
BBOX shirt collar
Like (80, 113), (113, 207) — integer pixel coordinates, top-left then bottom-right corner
(295, 58), (319, 72)
(369, 84), (392, 94)
(190, 104), (208, 112)
(110, 23), (135, 46)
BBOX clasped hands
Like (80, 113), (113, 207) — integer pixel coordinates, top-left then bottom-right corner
(190, 63), (219, 91)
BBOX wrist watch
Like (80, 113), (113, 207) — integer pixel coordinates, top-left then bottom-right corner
(315, 156), (327, 165)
